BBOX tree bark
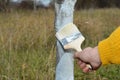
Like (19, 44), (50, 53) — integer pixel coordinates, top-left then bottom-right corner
(55, 0), (77, 80)
(33, 0), (37, 11)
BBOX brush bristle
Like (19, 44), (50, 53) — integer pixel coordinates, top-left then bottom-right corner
(56, 23), (79, 39)
(56, 23), (84, 45)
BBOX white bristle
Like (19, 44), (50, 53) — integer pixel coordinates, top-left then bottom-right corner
(56, 23), (80, 40)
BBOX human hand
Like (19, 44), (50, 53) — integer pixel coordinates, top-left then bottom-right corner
(74, 47), (102, 73)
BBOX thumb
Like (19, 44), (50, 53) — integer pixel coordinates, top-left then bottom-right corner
(74, 52), (93, 70)
(74, 52), (82, 59)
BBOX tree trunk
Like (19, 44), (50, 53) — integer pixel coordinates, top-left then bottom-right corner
(55, 0), (77, 80)
(33, 0), (37, 11)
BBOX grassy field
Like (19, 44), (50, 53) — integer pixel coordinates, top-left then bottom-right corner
(0, 8), (120, 80)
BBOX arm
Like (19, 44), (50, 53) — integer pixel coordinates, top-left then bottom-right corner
(98, 27), (120, 65)
(74, 27), (120, 72)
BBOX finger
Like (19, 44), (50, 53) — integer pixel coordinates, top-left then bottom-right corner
(79, 62), (86, 69)
(74, 52), (82, 59)
(83, 66), (91, 73)
(77, 60), (82, 65)
(77, 60), (86, 69)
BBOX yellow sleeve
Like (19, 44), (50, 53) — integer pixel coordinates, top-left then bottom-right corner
(98, 27), (120, 65)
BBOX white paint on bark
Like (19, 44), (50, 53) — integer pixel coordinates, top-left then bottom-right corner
(55, 0), (77, 80)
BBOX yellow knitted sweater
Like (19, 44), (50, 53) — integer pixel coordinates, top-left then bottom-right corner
(98, 27), (120, 65)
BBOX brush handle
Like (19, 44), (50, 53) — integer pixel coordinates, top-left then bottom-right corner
(64, 35), (84, 52)
(64, 37), (92, 70)
(64, 37), (83, 52)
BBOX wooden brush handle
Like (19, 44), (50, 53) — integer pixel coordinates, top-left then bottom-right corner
(64, 38), (92, 69)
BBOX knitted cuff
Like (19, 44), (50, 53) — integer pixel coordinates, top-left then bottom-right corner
(98, 27), (120, 65)
(98, 38), (112, 65)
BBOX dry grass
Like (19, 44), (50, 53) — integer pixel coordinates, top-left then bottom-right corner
(0, 8), (120, 80)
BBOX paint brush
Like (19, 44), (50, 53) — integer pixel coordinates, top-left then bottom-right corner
(55, 23), (92, 69)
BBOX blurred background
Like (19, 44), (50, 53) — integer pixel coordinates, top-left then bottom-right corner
(0, 0), (120, 80)
(0, 0), (120, 11)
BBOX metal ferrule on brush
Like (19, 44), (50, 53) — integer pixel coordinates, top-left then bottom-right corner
(59, 32), (82, 46)
(55, 23), (83, 46)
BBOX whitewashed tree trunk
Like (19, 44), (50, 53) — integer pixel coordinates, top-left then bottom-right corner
(55, 0), (77, 80)
(33, 0), (37, 11)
